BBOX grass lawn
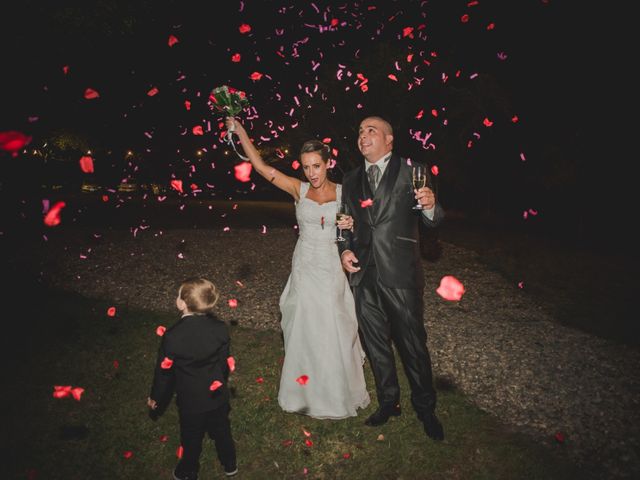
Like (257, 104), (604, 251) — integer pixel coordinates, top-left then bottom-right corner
(2, 279), (590, 480)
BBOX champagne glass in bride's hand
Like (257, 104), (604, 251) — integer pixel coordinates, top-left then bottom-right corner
(412, 165), (427, 210)
(335, 203), (347, 242)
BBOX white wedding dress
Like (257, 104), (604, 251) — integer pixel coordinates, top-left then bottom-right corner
(278, 182), (370, 419)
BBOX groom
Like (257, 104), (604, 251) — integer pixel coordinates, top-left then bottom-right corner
(339, 115), (445, 441)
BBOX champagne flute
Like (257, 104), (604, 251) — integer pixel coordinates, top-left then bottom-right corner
(336, 203), (346, 242)
(412, 165), (427, 210)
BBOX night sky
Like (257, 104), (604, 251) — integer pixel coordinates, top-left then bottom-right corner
(1, 0), (633, 234)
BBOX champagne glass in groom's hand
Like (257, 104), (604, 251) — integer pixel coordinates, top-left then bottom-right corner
(412, 165), (427, 210)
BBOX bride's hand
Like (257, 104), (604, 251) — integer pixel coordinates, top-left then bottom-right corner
(225, 117), (242, 134)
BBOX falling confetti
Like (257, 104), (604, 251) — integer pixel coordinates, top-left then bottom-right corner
(83, 88), (100, 100)
(79, 155), (94, 173)
(0, 130), (32, 156)
(161, 357), (173, 369)
(43, 201), (66, 227)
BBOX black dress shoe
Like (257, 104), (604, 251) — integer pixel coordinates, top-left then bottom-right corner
(364, 404), (401, 426)
(422, 413), (444, 441)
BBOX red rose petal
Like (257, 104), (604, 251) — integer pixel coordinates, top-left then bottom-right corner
(161, 357), (173, 369)
(168, 34), (179, 47)
(227, 356), (236, 372)
(234, 163), (252, 182)
(79, 155), (94, 173)
(436, 275), (465, 301)
(210, 380), (223, 391)
(71, 387), (85, 401)
(0, 130), (32, 155)
(43, 201), (66, 227)
(170, 179), (183, 193)
(84, 88), (100, 100)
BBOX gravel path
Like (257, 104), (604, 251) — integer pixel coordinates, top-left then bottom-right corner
(14, 226), (640, 479)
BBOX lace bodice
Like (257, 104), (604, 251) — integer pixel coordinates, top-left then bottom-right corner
(295, 182), (340, 242)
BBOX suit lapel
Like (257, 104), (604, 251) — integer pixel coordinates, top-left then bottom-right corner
(357, 164), (375, 225)
(371, 154), (400, 219)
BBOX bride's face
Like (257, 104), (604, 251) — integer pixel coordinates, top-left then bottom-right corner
(301, 151), (328, 189)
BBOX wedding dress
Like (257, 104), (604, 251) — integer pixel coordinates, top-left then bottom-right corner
(277, 182), (370, 419)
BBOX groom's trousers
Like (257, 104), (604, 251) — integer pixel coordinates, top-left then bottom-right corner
(353, 266), (437, 418)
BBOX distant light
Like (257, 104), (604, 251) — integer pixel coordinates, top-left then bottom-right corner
(224, 151), (229, 155)
(33, 149), (38, 155)
(284, 149), (289, 153)
(196, 150), (203, 156)
(87, 150), (92, 155)
(126, 150), (133, 156)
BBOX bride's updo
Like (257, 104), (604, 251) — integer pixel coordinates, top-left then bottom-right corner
(300, 140), (331, 163)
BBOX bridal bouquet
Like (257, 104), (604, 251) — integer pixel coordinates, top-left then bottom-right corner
(208, 85), (250, 118)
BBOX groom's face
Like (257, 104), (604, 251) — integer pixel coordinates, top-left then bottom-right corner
(358, 117), (393, 162)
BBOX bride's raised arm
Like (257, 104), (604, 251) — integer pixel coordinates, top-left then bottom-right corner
(225, 117), (300, 200)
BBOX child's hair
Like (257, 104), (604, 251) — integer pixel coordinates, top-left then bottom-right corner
(178, 277), (219, 313)
(299, 139), (331, 163)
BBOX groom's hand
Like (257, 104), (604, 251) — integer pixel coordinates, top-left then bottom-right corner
(341, 250), (361, 273)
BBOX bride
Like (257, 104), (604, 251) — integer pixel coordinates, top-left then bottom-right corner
(225, 118), (370, 419)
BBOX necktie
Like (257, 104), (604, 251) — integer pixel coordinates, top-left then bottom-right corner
(368, 164), (380, 193)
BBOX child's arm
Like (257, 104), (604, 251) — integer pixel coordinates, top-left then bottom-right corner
(148, 338), (176, 415)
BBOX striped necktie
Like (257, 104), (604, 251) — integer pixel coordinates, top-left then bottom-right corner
(367, 164), (380, 193)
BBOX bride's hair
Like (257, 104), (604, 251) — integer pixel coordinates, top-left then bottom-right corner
(299, 139), (331, 163)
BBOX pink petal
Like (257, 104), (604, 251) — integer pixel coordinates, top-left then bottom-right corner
(161, 357), (173, 369)
(43, 201), (66, 227)
(227, 356), (236, 372)
(170, 179), (183, 193)
(71, 387), (84, 401)
(234, 162), (252, 182)
(156, 326), (166, 336)
(84, 88), (100, 99)
(436, 275), (465, 301)
(209, 380), (223, 391)
(79, 155), (94, 173)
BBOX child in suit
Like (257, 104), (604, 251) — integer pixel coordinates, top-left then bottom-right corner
(148, 277), (237, 480)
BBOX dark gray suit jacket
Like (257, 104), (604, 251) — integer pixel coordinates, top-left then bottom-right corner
(338, 153), (444, 289)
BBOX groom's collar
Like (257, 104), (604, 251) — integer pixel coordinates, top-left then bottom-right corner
(365, 152), (392, 170)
